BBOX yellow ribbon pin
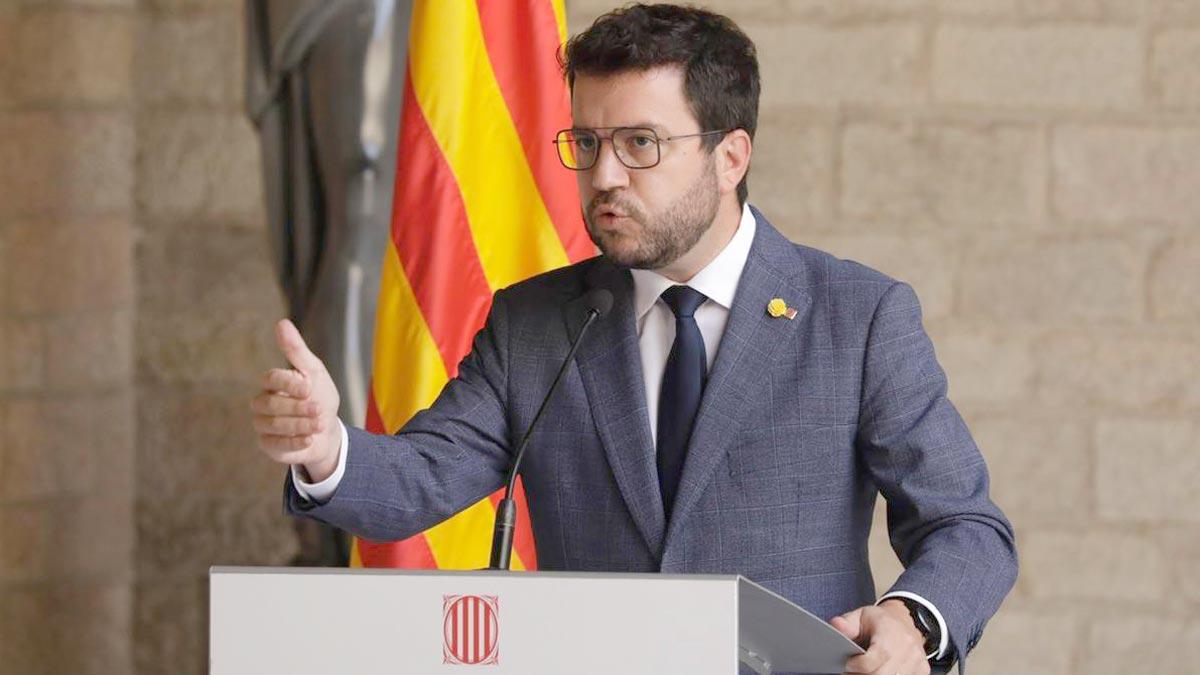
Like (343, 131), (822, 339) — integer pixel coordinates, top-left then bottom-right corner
(767, 298), (798, 320)
(767, 298), (787, 318)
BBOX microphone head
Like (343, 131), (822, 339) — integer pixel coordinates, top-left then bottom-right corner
(584, 288), (614, 319)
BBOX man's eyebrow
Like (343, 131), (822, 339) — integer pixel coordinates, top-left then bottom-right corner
(572, 123), (666, 133)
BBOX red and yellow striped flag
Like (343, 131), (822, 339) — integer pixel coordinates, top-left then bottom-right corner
(352, 0), (593, 570)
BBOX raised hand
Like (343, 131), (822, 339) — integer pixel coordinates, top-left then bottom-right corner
(251, 319), (343, 482)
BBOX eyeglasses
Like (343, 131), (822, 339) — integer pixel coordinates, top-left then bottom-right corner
(553, 127), (730, 170)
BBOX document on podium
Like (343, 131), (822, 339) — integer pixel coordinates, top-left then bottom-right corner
(737, 577), (866, 674)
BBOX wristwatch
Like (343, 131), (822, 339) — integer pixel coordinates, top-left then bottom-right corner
(896, 597), (941, 657)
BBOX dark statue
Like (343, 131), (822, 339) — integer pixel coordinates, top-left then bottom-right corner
(245, 0), (413, 565)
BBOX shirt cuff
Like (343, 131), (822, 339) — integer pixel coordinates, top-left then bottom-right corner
(290, 420), (348, 505)
(878, 591), (949, 660)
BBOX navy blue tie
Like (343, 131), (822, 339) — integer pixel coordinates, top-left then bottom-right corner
(656, 285), (709, 521)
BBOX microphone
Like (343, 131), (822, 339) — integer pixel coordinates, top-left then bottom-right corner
(488, 288), (613, 570)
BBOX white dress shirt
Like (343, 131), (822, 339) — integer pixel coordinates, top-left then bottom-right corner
(292, 202), (947, 659)
(630, 202), (756, 443)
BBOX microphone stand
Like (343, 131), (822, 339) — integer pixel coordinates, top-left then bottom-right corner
(487, 295), (608, 570)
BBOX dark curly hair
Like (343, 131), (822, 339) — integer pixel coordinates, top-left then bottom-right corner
(560, 3), (760, 205)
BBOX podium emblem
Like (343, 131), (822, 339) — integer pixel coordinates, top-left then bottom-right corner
(443, 595), (500, 665)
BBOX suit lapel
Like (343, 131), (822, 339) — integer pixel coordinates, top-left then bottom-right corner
(566, 260), (666, 557)
(663, 211), (812, 555)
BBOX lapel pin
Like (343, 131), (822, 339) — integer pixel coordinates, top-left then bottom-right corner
(767, 298), (797, 320)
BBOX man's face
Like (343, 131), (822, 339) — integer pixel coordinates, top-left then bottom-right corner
(570, 67), (721, 270)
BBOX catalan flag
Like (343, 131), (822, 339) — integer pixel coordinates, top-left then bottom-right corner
(352, 0), (593, 570)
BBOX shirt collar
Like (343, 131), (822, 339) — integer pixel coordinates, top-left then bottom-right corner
(629, 202), (757, 321)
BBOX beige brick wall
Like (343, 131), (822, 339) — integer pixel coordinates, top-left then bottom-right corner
(0, 2), (136, 673)
(130, 2), (292, 675)
(0, 0), (290, 673)
(2, 0), (1197, 672)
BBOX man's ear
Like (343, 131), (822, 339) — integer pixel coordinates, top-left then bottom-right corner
(715, 129), (752, 196)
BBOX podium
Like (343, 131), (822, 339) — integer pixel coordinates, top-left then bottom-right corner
(210, 567), (862, 674)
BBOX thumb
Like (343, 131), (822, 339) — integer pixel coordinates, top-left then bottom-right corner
(275, 319), (324, 375)
(830, 607), (864, 643)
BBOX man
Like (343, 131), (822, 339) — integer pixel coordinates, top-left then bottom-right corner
(252, 5), (1017, 674)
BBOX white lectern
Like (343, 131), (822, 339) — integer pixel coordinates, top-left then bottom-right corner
(210, 567), (862, 674)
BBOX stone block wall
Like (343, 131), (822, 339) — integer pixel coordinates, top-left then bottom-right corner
(1, 0), (292, 673)
(1, 0), (1197, 672)
(0, 1), (137, 673)
(131, 1), (294, 674)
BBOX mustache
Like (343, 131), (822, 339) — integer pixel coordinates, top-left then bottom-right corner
(588, 194), (637, 218)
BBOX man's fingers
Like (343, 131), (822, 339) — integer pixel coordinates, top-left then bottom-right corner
(275, 319), (325, 374)
(257, 433), (315, 461)
(261, 367), (310, 398)
(254, 322), (340, 471)
(832, 608), (864, 643)
(842, 643), (889, 674)
(251, 392), (318, 417)
(839, 604), (928, 675)
(253, 414), (323, 437)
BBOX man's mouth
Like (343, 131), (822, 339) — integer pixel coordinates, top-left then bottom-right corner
(593, 206), (628, 219)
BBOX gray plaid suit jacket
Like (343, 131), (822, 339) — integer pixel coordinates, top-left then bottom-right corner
(287, 207), (1017, 670)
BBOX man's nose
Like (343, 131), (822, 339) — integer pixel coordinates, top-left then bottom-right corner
(588, 140), (630, 192)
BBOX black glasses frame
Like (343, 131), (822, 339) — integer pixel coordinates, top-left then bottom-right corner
(552, 126), (731, 170)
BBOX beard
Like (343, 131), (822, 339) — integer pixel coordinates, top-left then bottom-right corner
(583, 160), (721, 270)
